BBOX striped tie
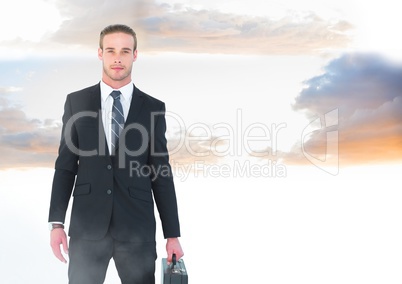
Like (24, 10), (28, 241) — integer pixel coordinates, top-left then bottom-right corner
(110, 90), (124, 154)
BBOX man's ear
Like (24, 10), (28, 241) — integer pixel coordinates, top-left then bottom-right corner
(133, 49), (138, 62)
(98, 48), (103, 60)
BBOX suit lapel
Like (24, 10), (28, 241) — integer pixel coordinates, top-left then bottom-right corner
(125, 85), (144, 128)
(89, 83), (111, 160)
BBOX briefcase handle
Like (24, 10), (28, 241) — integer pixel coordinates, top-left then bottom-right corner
(172, 253), (177, 267)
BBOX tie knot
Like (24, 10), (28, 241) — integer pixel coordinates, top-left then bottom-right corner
(110, 90), (121, 100)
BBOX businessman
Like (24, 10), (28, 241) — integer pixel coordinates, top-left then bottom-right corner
(48, 24), (183, 284)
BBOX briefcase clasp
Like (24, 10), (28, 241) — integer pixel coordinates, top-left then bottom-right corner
(171, 254), (186, 274)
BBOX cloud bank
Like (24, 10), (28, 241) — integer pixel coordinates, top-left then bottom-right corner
(4, 0), (352, 55)
(2, 53), (401, 169)
(0, 88), (60, 169)
(291, 53), (402, 165)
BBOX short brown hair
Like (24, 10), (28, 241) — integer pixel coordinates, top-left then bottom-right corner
(99, 24), (137, 51)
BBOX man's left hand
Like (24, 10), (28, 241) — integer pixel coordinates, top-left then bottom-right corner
(166, 238), (184, 264)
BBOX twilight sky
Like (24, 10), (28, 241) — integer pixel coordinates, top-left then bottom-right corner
(1, 0), (402, 283)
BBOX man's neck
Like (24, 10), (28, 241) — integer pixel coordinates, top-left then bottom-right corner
(102, 78), (132, 90)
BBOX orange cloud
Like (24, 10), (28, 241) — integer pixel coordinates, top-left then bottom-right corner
(0, 90), (60, 169)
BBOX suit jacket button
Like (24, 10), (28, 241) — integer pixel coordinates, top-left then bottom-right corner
(107, 165), (112, 170)
(107, 189), (112, 195)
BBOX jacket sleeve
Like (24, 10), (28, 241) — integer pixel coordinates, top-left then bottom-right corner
(149, 103), (181, 239)
(48, 95), (78, 223)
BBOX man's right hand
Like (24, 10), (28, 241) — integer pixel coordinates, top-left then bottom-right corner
(50, 229), (69, 263)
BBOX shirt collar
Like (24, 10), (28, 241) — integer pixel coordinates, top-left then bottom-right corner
(100, 80), (133, 102)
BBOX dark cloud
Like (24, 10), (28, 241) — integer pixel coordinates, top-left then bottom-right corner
(291, 53), (402, 165)
(294, 54), (402, 116)
(44, 0), (351, 55)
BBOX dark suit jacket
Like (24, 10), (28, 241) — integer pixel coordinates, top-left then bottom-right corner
(48, 83), (180, 242)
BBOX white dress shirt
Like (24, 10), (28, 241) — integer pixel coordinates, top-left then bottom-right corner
(100, 80), (133, 155)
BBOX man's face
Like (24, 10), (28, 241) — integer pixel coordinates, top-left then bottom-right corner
(98, 32), (137, 86)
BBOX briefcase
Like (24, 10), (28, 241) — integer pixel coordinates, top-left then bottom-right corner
(161, 254), (188, 284)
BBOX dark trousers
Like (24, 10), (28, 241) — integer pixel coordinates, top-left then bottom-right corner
(68, 232), (157, 284)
